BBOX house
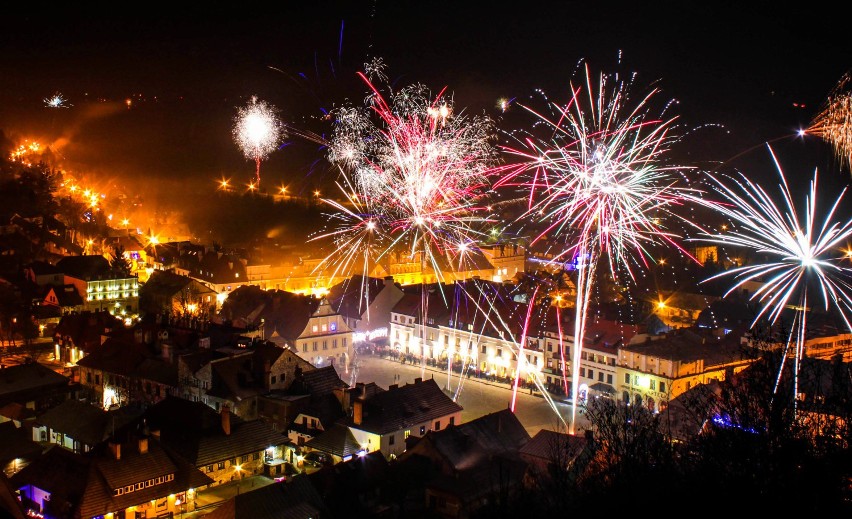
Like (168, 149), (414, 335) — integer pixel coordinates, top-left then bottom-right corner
(32, 399), (143, 454)
(142, 396), (293, 485)
(201, 475), (331, 519)
(618, 327), (754, 412)
(0, 421), (42, 478)
(395, 408), (531, 518)
(278, 365), (350, 448)
(347, 377), (464, 459)
(52, 310), (124, 366)
(0, 362), (74, 419)
(10, 432), (212, 519)
(75, 336), (178, 410)
(55, 255), (139, 317)
(177, 340), (315, 420)
(138, 269), (218, 318)
(303, 450), (390, 518)
(270, 295), (355, 371)
(327, 275), (404, 346)
(519, 428), (595, 485)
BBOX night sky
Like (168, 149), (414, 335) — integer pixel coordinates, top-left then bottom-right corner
(1, 2), (849, 244)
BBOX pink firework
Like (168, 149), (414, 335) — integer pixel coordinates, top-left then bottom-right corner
(497, 61), (697, 433)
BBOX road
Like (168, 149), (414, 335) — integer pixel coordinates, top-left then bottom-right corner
(343, 353), (590, 437)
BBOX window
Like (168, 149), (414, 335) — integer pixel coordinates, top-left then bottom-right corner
(330, 322), (337, 332)
(449, 416), (455, 426)
(625, 373), (630, 384)
(435, 421), (441, 431)
(312, 342), (318, 351)
(598, 372), (604, 382)
(579, 368), (585, 377)
(321, 324), (327, 332)
(218, 462), (225, 470)
(302, 344), (307, 353)
(481, 345), (486, 354)
(242, 455), (250, 463)
(420, 425), (426, 435)
(650, 379), (656, 390)
(323, 341), (328, 350)
(312, 325), (318, 332)
(660, 382), (666, 393)
(497, 349), (502, 358)
(607, 374), (613, 384)
(588, 369), (594, 379)
(207, 465), (213, 472)
(271, 375), (277, 384)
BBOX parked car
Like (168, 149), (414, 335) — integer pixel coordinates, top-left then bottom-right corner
(302, 451), (330, 468)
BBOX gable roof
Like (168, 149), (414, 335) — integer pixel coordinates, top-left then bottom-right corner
(0, 362), (69, 403)
(519, 428), (589, 462)
(55, 255), (112, 280)
(143, 397), (288, 466)
(304, 423), (362, 458)
(402, 408), (530, 471)
(10, 437), (212, 519)
(36, 399), (143, 447)
(202, 474), (329, 519)
(353, 378), (463, 435)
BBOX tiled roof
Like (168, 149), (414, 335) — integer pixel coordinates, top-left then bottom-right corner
(0, 362), (69, 401)
(353, 378), (463, 435)
(203, 475), (329, 519)
(36, 399), (143, 447)
(304, 423), (362, 458)
(76, 337), (178, 384)
(144, 397), (288, 467)
(55, 255), (111, 280)
(327, 275), (389, 319)
(294, 365), (348, 396)
(54, 311), (123, 351)
(519, 428), (588, 461)
(403, 408), (529, 471)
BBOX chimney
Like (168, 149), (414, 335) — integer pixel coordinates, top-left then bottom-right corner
(108, 441), (121, 460)
(389, 384), (398, 390)
(221, 404), (231, 435)
(138, 437), (148, 454)
(353, 400), (363, 425)
(414, 377), (422, 384)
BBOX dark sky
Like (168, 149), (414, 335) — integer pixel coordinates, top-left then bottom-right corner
(1, 2), (849, 243)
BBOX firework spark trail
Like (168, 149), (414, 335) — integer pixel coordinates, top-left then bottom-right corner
(497, 61), (697, 433)
(453, 281), (569, 429)
(233, 96), (283, 186)
(808, 71), (852, 174)
(692, 144), (852, 410)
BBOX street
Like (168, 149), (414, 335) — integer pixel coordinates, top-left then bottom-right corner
(342, 353), (590, 437)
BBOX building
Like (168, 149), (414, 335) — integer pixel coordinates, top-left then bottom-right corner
(618, 328), (753, 412)
(10, 432), (212, 519)
(346, 377), (463, 459)
(55, 255), (139, 318)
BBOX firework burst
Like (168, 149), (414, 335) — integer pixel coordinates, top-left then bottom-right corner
(233, 96), (283, 186)
(693, 145), (852, 410)
(807, 71), (852, 174)
(497, 61), (696, 433)
(322, 63), (499, 283)
(44, 92), (69, 108)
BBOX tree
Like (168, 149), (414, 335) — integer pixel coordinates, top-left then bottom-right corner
(109, 243), (132, 277)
